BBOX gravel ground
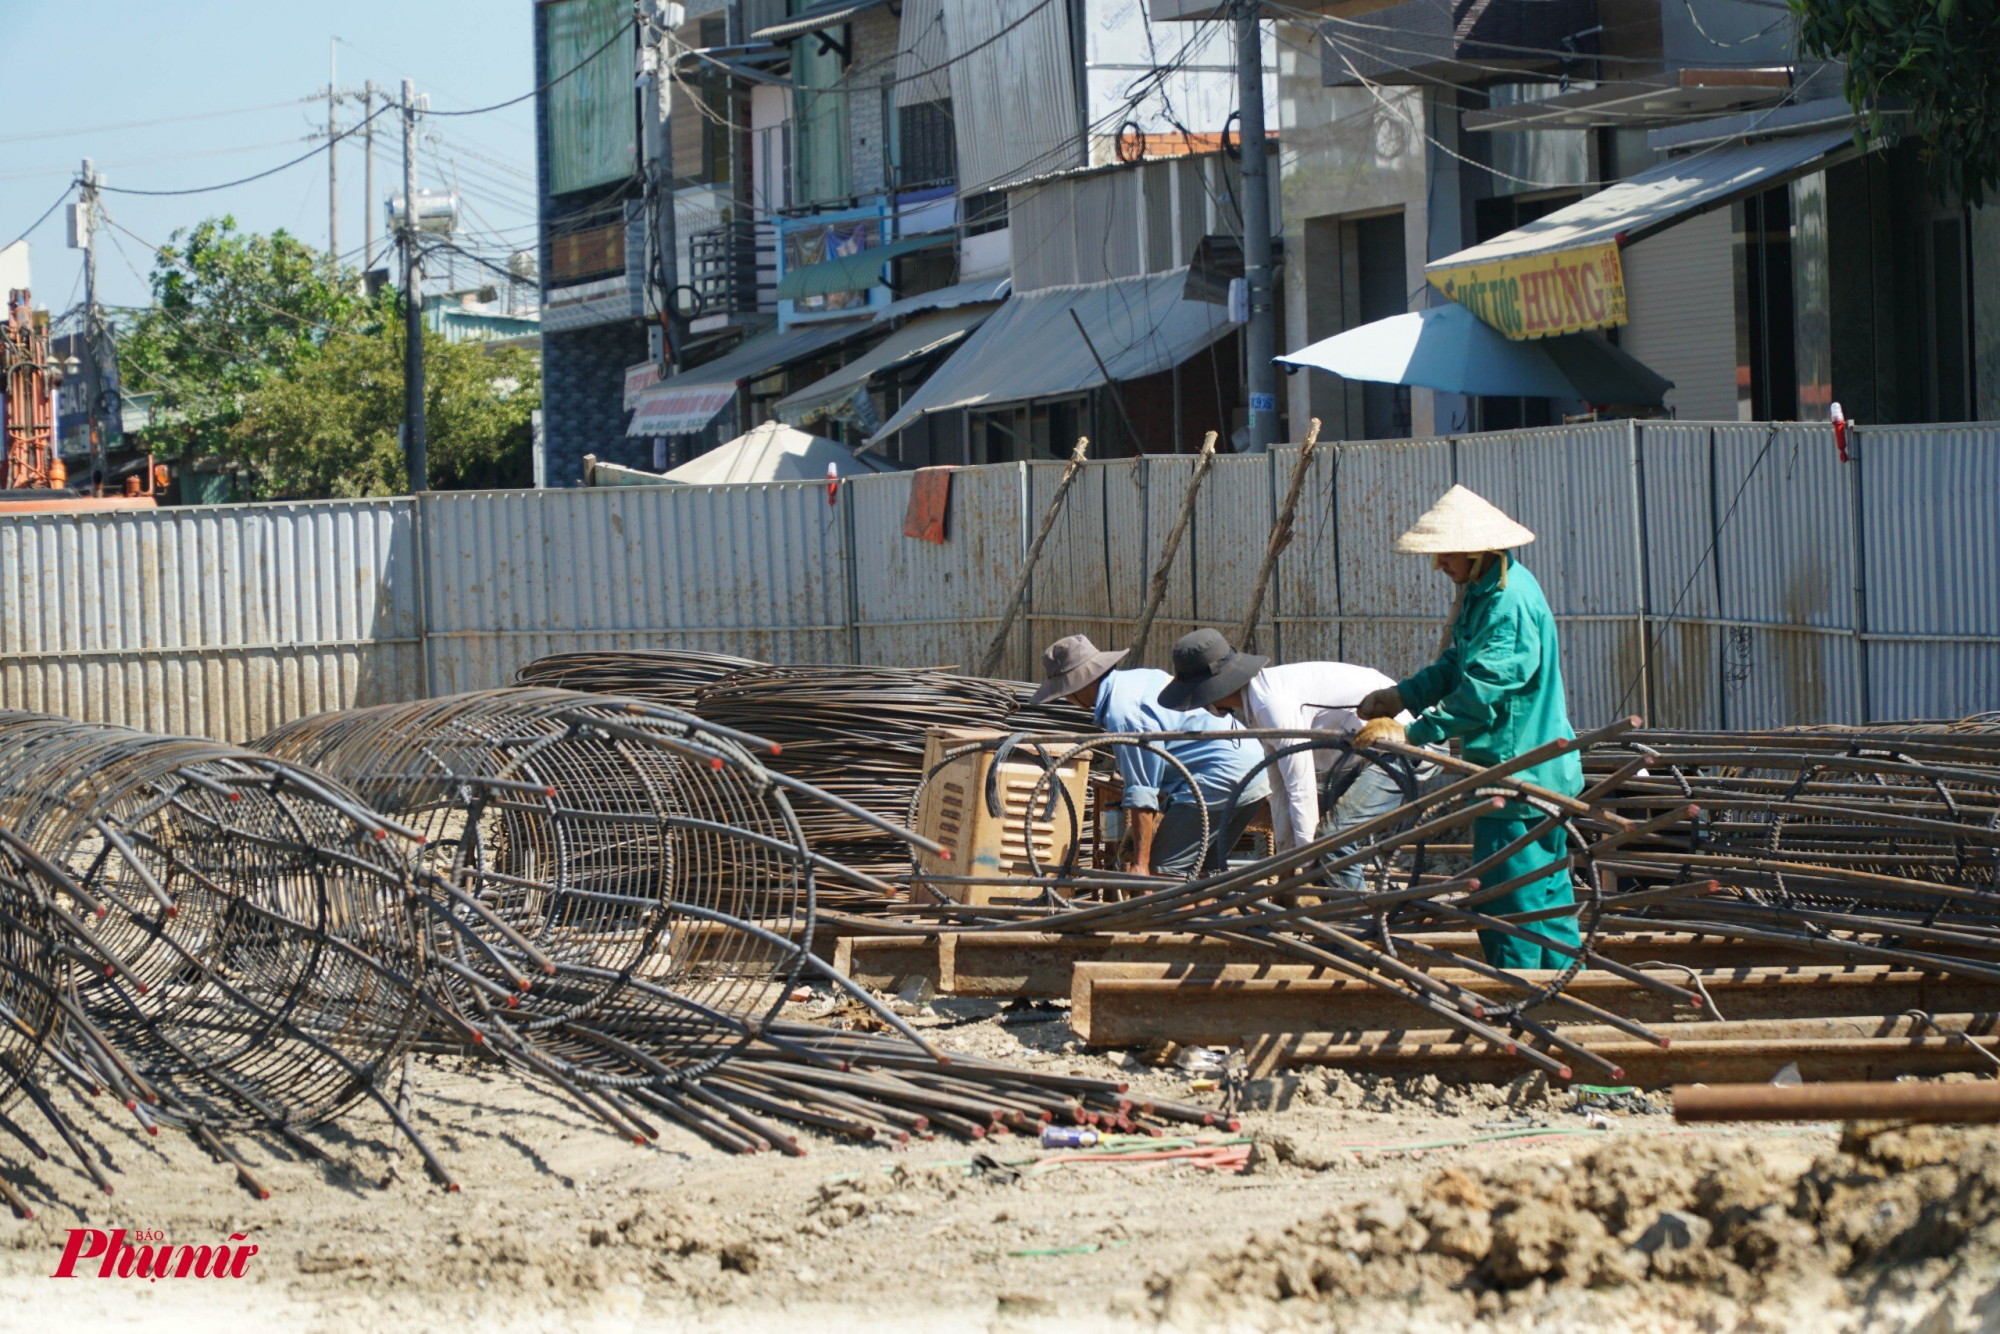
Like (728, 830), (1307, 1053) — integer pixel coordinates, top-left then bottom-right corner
(3, 992), (1945, 1333)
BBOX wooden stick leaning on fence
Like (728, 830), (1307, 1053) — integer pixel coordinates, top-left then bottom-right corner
(976, 436), (1091, 677)
(1234, 417), (1322, 652)
(1126, 431), (1218, 663)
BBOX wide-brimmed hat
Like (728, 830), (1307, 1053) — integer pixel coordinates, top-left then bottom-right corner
(1157, 628), (1269, 711)
(1393, 484), (1536, 554)
(1028, 634), (1129, 706)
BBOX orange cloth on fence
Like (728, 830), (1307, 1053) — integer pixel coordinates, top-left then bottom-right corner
(903, 466), (954, 544)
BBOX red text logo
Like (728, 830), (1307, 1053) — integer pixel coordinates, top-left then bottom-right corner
(50, 1228), (259, 1280)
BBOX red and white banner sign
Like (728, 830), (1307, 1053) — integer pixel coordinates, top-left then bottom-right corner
(626, 382), (736, 436)
(623, 361), (662, 409)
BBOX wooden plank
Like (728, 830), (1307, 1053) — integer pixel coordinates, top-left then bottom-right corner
(833, 934), (942, 993)
(1236, 1013), (2000, 1086)
(1070, 963), (2000, 1047)
(936, 929), (1849, 999)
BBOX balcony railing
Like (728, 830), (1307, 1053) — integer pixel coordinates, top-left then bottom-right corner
(687, 220), (775, 320)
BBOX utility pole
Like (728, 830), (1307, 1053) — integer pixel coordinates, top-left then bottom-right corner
(328, 40), (340, 263)
(363, 80), (377, 270)
(400, 79), (427, 492)
(641, 10), (683, 374)
(1236, 0), (1277, 452)
(78, 157), (104, 482)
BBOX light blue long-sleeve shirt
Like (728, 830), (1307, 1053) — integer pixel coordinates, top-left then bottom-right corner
(1093, 667), (1269, 813)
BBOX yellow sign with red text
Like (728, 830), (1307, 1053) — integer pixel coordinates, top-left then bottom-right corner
(1428, 242), (1627, 340)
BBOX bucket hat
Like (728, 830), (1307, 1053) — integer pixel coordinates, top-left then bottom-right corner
(1157, 628), (1269, 712)
(1027, 634), (1129, 706)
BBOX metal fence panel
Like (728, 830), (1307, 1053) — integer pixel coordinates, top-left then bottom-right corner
(1309, 440), (1454, 679)
(1635, 422), (1723, 728)
(1856, 423), (2000, 720)
(0, 499), (419, 742)
(1181, 453), (1278, 658)
(1024, 458), (1146, 676)
(1457, 422), (1644, 727)
(850, 463), (1025, 672)
(421, 482), (849, 693)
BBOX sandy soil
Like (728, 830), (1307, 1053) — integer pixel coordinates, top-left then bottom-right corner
(0, 994), (1899, 1333)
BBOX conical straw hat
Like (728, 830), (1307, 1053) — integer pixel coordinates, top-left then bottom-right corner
(1393, 484), (1536, 554)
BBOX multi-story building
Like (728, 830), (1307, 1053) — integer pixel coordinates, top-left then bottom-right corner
(539, 0), (1278, 480)
(1154, 0), (1999, 436)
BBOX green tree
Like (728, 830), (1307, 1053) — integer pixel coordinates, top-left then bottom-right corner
(230, 321), (538, 500)
(1791, 0), (2000, 203)
(121, 216), (371, 464)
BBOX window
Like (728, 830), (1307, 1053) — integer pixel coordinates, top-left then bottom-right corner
(1738, 187), (1798, 421)
(1928, 213), (1972, 421)
(896, 101), (957, 189)
(793, 26), (851, 204)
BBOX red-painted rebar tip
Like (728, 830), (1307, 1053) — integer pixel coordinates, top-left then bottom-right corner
(471, 1031), (485, 1044)
(1503, 1041), (1517, 1055)
(937, 848), (952, 861)
(1557, 1066), (1573, 1081)
(544, 786), (556, 797)
(709, 757), (724, 771)
(95, 906), (107, 918)
(229, 791), (242, 802)
(165, 906), (177, 919)
(1221, 1118), (1242, 1132)
(100, 1186), (113, 1196)
(968, 1125), (985, 1139)
(935, 1053), (952, 1065)
(1609, 1067), (1625, 1081)
(14, 1208), (29, 1220)
(147, 1125), (158, 1138)
(256, 1189), (271, 1201)
(125, 1100), (136, 1111)
(103, 965), (115, 978)
(768, 743), (782, 756)
(633, 1135), (646, 1146)
(372, 828), (386, 840)
(541, 962), (556, 976)
(516, 977), (532, 991)
(1690, 996), (1704, 1009)
(447, 1183), (461, 1193)
(505, 995), (518, 1008)
(1201, 1112), (1216, 1125)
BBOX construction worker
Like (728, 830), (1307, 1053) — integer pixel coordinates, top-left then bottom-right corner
(1157, 628), (1427, 891)
(1352, 485), (1584, 970)
(1030, 634), (1270, 877)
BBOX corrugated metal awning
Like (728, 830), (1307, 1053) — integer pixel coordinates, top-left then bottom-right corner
(775, 234), (957, 302)
(774, 303), (1000, 426)
(872, 275), (1010, 323)
(863, 269), (1234, 447)
(1427, 129), (1855, 272)
(627, 318), (876, 436)
(751, 0), (892, 44)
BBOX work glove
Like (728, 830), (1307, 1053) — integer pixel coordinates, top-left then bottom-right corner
(1353, 717), (1407, 751)
(1355, 687), (1403, 720)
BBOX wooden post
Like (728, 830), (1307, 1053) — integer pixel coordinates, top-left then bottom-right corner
(1235, 417), (1321, 652)
(1126, 431), (1218, 663)
(977, 437), (1090, 678)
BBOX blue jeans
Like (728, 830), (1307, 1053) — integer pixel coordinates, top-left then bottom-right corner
(1316, 762), (1419, 892)
(1150, 779), (1272, 878)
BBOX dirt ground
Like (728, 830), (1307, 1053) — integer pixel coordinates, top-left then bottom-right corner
(3, 992), (1991, 1333)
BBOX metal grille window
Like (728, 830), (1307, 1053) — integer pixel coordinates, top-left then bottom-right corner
(897, 101), (957, 189)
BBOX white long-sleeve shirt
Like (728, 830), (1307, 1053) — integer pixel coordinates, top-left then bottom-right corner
(1235, 661), (1412, 851)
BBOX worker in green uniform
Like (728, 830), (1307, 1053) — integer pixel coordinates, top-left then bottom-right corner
(1350, 485), (1585, 971)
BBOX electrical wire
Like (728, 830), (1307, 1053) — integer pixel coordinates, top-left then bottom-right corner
(428, 18), (638, 117)
(3, 185), (73, 252)
(0, 96), (320, 148)
(97, 105), (393, 198)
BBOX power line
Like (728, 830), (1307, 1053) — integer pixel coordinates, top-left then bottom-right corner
(97, 104), (393, 198)
(428, 19), (639, 117)
(0, 96), (319, 148)
(3, 184), (73, 252)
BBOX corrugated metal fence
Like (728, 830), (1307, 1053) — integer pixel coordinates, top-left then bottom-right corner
(3, 421), (1992, 742)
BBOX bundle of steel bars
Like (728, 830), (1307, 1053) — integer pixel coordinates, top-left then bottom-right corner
(514, 648), (768, 711)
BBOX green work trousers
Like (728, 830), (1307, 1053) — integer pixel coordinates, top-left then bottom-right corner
(1472, 815), (1580, 971)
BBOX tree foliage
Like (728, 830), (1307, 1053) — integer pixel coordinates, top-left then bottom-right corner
(231, 323), (538, 500)
(1791, 0), (2000, 203)
(122, 216), (539, 500)
(121, 217), (370, 461)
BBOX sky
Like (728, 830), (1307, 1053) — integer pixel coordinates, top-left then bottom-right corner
(0, 1), (541, 316)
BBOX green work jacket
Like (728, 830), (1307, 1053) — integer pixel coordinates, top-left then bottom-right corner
(1394, 556), (1584, 801)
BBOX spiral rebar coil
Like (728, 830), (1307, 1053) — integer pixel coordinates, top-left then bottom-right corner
(0, 712), (431, 1137)
(256, 688), (821, 1085)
